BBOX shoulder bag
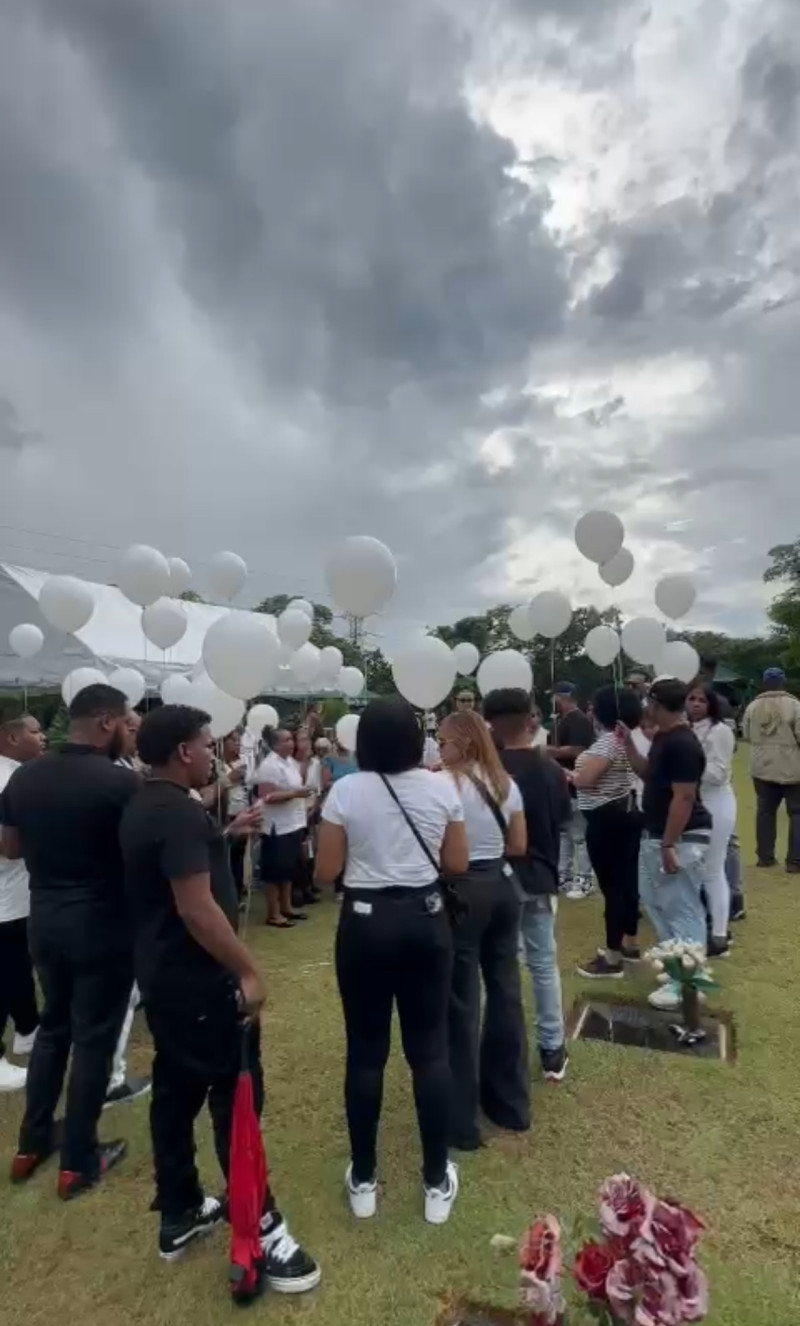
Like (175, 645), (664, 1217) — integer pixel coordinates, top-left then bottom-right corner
(463, 769), (525, 901)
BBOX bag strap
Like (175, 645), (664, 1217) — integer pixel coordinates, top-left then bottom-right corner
(463, 769), (508, 843)
(378, 774), (440, 875)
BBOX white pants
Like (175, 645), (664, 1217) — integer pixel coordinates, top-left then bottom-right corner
(109, 983), (139, 1091)
(701, 785), (737, 939)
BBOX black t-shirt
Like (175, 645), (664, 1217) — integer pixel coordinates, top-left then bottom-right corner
(120, 779), (240, 998)
(550, 708), (595, 770)
(642, 727), (712, 838)
(500, 748), (572, 895)
(0, 744), (139, 931)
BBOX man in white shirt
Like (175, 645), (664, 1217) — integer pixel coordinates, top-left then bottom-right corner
(252, 730), (312, 927)
(0, 713), (45, 1093)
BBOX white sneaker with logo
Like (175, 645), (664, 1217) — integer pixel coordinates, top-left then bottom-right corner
(0, 1056), (27, 1093)
(424, 1161), (459, 1225)
(346, 1164), (377, 1219)
(648, 982), (681, 1010)
(13, 1028), (37, 1056)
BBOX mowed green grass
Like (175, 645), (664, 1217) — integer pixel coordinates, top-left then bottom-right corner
(2, 755), (800, 1326)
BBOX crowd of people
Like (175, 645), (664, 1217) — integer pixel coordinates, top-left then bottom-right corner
(1, 659), (798, 1281)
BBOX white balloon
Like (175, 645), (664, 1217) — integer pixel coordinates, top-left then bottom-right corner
(392, 637), (456, 710)
(278, 607), (313, 650)
(287, 597), (314, 619)
(655, 574), (697, 621)
(453, 641), (480, 676)
(290, 642), (321, 685)
(207, 550), (247, 601)
(190, 673), (246, 738)
(621, 616), (666, 665)
(142, 598), (188, 650)
(116, 544), (171, 607)
(336, 713), (360, 752)
(160, 674), (194, 705)
(338, 666), (366, 699)
(9, 623), (44, 658)
(319, 645), (344, 678)
(325, 536), (397, 618)
(476, 649), (533, 696)
(584, 625), (621, 667)
(247, 703), (279, 736)
(167, 557), (192, 596)
(108, 667), (146, 707)
(528, 590), (572, 639)
(655, 640), (700, 684)
(599, 547), (635, 588)
(278, 641), (294, 666)
(62, 666), (107, 706)
(575, 510), (625, 565)
(509, 604), (535, 642)
(202, 611), (280, 699)
(39, 575), (95, 633)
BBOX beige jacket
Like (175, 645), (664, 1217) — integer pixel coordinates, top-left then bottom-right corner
(743, 691), (800, 784)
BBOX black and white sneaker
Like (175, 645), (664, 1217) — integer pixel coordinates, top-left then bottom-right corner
(104, 1076), (151, 1109)
(576, 951), (624, 979)
(261, 1216), (321, 1294)
(707, 937), (731, 959)
(159, 1195), (224, 1261)
(540, 1045), (569, 1083)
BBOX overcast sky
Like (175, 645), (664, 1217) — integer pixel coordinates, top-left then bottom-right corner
(1, 0), (798, 647)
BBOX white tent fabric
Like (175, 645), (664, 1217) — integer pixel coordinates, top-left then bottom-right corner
(0, 563), (228, 690)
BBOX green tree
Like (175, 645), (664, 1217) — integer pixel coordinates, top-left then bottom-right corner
(765, 538), (800, 671)
(252, 595), (394, 694)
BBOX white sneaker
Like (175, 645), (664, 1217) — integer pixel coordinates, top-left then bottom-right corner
(346, 1164), (377, 1219)
(564, 876), (594, 900)
(648, 982), (680, 1010)
(0, 1056), (27, 1092)
(13, 1028), (37, 1056)
(424, 1161), (459, 1225)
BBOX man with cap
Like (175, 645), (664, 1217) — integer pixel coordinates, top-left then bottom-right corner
(548, 683), (595, 898)
(742, 668), (800, 872)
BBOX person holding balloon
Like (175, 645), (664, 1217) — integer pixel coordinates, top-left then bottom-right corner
(549, 683), (595, 900)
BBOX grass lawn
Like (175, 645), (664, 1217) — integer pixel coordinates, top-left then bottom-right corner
(2, 755), (800, 1326)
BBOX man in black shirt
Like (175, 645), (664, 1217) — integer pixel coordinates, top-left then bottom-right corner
(0, 684), (137, 1198)
(120, 704), (320, 1290)
(549, 682), (595, 897)
(621, 677), (712, 1011)
(483, 689), (571, 1084)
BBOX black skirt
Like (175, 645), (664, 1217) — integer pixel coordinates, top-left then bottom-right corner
(259, 828), (305, 884)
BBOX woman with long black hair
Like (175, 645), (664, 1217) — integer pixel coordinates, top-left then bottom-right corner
(315, 698), (468, 1225)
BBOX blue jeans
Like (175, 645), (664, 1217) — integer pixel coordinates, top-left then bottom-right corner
(638, 837), (708, 947)
(559, 807), (591, 880)
(519, 896), (565, 1051)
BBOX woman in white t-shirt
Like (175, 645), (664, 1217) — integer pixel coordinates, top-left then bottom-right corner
(687, 684), (737, 956)
(315, 698), (468, 1227)
(252, 728), (312, 928)
(436, 710), (528, 1151)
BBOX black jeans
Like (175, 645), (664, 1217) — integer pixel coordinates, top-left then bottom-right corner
(754, 779), (800, 867)
(228, 834), (247, 901)
(0, 917), (39, 1057)
(145, 978), (275, 1221)
(21, 912), (132, 1174)
(448, 862), (528, 1147)
(336, 887), (453, 1188)
(583, 800), (643, 951)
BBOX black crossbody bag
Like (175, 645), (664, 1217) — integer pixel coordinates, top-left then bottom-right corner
(378, 775), (466, 925)
(463, 770), (526, 901)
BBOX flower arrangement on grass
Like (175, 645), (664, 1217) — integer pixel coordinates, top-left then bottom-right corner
(645, 941), (718, 1044)
(518, 1174), (708, 1325)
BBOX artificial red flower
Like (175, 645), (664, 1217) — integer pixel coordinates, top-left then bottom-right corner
(635, 1266), (684, 1326)
(606, 1256), (642, 1323)
(677, 1263), (710, 1322)
(519, 1215), (562, 1281)
(598, 1174), (653, 1245)
(637, 1199), (707, 1277)
(572, 1240), (614, 1301)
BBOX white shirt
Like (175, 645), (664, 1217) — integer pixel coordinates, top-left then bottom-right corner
(441, 769), (522, 861)
(630, 728), (651, 801)
(225, 760), (249, 816)
(322, 769), (464, 889)
(0, 755), (30, 923)
(692, 719), (735, 790)
(253, 752), (307, 835)
(530, 727), (548, 750)
(422, 736), (440, 769)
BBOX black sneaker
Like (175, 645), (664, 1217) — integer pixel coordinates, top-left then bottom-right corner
(104, 1075), (151, 1109)
(756, 859), (777, 868)
(159, 1196), (224, 1262)
(260, 1215), (321, 1294)
(621, 943), (641, 961)
(576, 951), (624, 979)
(540, 1045), (569, 1083)
(707, 937), (731, 959)
(730, 904), (747, 922)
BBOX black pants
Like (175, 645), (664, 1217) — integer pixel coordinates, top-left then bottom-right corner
(583, 800), (642, 951)
(21, 915), (132, 1174)
(0, 917), (39, 1058)
(448, 862), (528, 1147)
(754, 778), (800, 867)
(145, 978), (275, 1221)
(228, 834), (247, 901)
(336, 887), (453, 1188)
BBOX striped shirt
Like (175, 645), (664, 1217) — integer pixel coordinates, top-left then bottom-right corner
(575, 731), (634, 810)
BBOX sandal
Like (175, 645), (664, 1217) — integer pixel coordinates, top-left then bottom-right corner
(266, 917), (295, 929)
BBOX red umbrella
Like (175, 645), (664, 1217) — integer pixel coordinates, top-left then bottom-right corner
(228, 1024), (268, 1304)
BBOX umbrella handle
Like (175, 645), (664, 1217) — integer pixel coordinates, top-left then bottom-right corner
(239, 1019), (253, 1072)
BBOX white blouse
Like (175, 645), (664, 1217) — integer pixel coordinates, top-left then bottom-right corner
(692, 719), (735, 790)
